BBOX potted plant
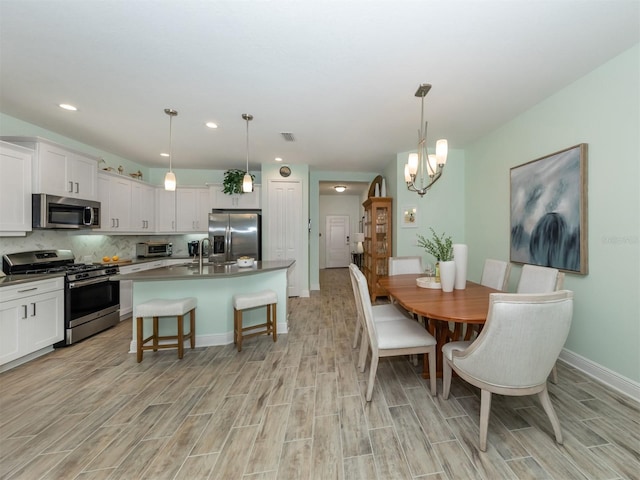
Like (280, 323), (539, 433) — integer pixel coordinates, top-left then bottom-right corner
(417, 228), (455, 292)
(222, 169), (255, 195)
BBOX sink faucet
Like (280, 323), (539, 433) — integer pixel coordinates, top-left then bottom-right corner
(199, 237), (211, 273)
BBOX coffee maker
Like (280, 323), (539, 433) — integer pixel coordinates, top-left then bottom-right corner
(187, 241), (199, 256)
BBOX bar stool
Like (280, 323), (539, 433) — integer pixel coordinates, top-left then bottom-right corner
(233, 289), (278, 352)
(135, 297), (197, 362)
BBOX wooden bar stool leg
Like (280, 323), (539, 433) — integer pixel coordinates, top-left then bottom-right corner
(272, 303), (277, 342)
(177, 314), (184, 359)
(136, 316), (143, 363)
(152, 316), (159, 351)
(190, 308), (196, 349)
(237, 310), (243, 352)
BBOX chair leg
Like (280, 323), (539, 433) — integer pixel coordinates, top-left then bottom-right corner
(366, 355), (379, 402)
(189, 308), (196, 349)
(358, 333), (369, 372)
(271, 303), (277, 342)
(237, 310), (243, 352)
(177, 314), (184, 359)
(152, 316), (159, 351)
(352, 317), (361, 349)
(427, 347), (436, 396)
(136, 316), (143, 363)
(479, 389), (492, 452)
(538, 386), (563, 445)
(549, 363), (558, 384)
(442, 358), (452, 399)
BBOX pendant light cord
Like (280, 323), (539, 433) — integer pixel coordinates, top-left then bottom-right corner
(169, 113), (173, 173)
(245, 116), (250, 173)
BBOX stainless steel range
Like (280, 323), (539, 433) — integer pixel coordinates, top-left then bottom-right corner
(2, 250), (120, 346)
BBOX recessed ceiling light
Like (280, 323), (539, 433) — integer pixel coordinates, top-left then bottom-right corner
(205, 122), (218, 129)
(59, 103), (77, 111)
(275, 157), (283, 162)
(160, 153), (169, 157)
(334, 185), (347, 193)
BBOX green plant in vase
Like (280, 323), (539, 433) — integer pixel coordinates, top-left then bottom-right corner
(417, 227), (453, 282)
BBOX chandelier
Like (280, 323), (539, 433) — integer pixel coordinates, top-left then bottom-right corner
(404, 84), (448, 197)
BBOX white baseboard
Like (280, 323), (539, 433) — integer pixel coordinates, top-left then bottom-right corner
(300, 289), (310, 298)
(129, 320), (289, 353)
(559, 348), (640, 403)
(0, 346), (53, 373)
(311, 283), (320, 291)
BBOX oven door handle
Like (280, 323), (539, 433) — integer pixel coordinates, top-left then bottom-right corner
(68, 277), (110, 289)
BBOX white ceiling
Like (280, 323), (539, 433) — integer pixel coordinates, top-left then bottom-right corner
(1, 1), (638, 174)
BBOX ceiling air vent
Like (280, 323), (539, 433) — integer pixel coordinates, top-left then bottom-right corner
(280, 132), (296, 142)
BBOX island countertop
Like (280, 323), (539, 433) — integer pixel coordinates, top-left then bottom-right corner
(111, 259), (295, 282)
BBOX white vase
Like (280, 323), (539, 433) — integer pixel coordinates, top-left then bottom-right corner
(453, 244), (468, 290)
(374, 183), (380, 197)
(439, 260), (456, 292)
(381, 178), (386, 197)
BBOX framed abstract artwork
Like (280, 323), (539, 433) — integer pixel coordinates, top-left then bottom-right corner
(510, 144), (588, 274)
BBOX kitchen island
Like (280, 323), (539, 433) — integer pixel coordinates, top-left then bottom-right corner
(111, 260), (294, 352)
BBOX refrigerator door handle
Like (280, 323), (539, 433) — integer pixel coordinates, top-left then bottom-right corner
(226, 225), (232, 261)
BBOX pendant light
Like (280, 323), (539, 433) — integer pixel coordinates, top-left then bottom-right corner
(164, 108), (178, 191)
(242, 113), (253, 193)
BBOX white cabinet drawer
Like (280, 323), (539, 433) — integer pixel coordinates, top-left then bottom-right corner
(0, 277), (64, 303)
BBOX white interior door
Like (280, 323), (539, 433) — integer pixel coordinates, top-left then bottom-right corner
(325, 215), (350, 268)
(266, 180), (302, 297)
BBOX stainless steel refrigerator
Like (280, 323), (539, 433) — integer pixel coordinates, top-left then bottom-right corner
(208, 210), (261, 263)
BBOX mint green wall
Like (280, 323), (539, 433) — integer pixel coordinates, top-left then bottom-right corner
(0, 113), (147, 177)
(464, 44), (640, 382)
(393, 148), (466, 265)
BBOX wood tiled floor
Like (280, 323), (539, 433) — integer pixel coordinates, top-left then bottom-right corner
(1, 268), (639, 479)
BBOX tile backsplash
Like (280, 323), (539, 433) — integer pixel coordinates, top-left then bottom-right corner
(0, 231), (209, 263)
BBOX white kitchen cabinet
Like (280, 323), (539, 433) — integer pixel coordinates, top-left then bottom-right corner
(210, 184), (261, 210)
(0, 277), (64, 369)
(118, 261), (165, 318)
(0, 137), (98, 200)
(131, 182), (156, 231)
(156, 188), (176, 233)
(176, 187), (210, 232)
(0, 141), (32, 236)
(97, 172), (132, 232)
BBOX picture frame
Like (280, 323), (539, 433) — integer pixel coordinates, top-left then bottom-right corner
(402, 205), (418, 228)
(510, 144), (588, 274)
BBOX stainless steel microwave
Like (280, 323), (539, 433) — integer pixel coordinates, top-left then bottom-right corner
(32, 194), (100, 229)
(136, 242), (173, 258)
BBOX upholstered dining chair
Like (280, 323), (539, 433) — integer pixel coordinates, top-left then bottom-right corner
(388, 256), (424, 275)
(442, 290), (574, 452)
(463, 258), (513, 341)
(480, 259), (511, 291)
(349, 264), (412, 369)
(516, 264), (565, 383)
(516, 264), (564, 293)
(350, 264), (437, 400)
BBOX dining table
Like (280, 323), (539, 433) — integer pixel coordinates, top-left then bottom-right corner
(377, 275), (500, 378)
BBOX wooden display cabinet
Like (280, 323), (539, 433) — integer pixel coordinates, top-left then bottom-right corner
(362, 196), (392, 301)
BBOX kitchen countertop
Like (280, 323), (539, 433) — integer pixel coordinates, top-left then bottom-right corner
(110, 259), (295, 281)
(0, 272), (65, 288)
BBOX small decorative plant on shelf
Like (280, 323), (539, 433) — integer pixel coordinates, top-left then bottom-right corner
(417, 227), (453, 262)
(222, 169), (255, 195)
